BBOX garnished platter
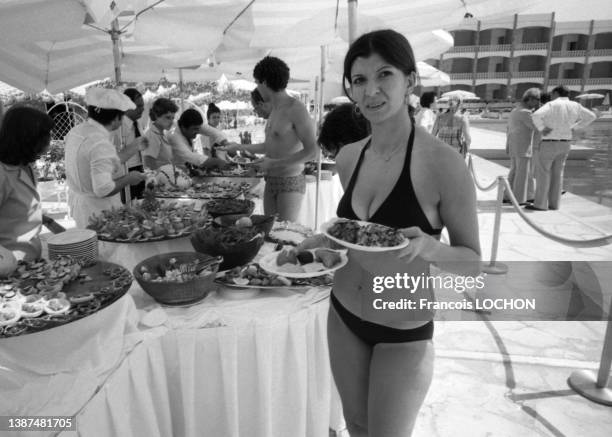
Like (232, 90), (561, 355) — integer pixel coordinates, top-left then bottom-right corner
(87, 201), (209, 243)
(0, 258), (132, 338)
(215, 263), (333, 289)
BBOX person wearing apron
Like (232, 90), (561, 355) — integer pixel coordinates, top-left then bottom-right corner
(65, 88), (146, 228)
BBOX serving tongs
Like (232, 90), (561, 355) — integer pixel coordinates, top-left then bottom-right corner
(179, 256), (224, 275)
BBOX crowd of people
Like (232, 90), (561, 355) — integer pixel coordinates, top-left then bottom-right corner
(0, 26), (602, 437)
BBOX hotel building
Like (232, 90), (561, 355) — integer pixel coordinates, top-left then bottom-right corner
(431, 14), (612, 101)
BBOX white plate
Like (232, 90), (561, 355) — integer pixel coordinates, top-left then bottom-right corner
(320, 218), (410, 252)
(258, 249), (347, 279)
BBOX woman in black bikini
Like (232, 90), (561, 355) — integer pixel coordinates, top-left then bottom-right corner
(300, 30), (481, 436)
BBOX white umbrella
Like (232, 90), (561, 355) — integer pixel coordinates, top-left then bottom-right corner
(576, 93), (605, 100)
(329, 96), (352, 105)
(440, 90), (480, 101)
(417, 62), (450, 87)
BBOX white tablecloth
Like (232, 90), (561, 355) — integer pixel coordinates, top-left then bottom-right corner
(70, 286), (335, 437)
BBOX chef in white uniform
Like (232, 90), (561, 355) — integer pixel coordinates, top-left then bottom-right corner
(65, 88), (146, 228)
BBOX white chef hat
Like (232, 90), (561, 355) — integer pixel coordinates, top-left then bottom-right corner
(86, 87), (136, 111)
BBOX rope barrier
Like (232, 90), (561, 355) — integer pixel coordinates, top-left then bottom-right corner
(500, 177), (612, 248)
(467, 154), (499, 192)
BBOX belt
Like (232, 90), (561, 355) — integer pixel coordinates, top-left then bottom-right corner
(542, 139), (570, 142)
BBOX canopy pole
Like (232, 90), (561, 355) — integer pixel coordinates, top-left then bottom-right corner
(347, 0), (358, 43)
(314, 46), (326, 230)
(179, 68), (185, 112)
(111, 18), (122, 84)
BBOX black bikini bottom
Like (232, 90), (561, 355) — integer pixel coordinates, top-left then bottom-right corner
(330, 292), (434, 347)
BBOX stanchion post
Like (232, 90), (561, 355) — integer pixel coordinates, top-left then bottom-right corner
(568, 299), (612, 406)
(482, 176), (508, 274)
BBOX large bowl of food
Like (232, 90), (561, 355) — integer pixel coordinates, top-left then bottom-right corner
(133, 252), (222, 306)
(190, 226), (264, 270)
(212, 214), (276, 237)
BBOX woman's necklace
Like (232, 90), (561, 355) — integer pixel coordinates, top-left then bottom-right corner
(371, 140), (405, 162)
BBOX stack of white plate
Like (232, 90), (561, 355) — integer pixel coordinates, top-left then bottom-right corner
(48, 229), (98, 266)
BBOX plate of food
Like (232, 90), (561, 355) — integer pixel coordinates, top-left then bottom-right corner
(216, 263), (333, 289)
(321, 218), (409, 252)
(155, 180), (252, 200)
(259, 247), (347, 279)
(87, 197), (209, 243)
(0, 258), (132, 338)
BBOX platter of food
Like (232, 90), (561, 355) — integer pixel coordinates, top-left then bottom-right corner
(0, 257), (132, 338)
(215, 263), (333, 289)
(87, 200), (209, 243)
(192, 164), (264, 178)
(321, 218), (409, 252)
(154, 180), (252, 200)
(259, 247), (347, 279)
(205, 199), (255, 217)
(267, 221), (313, 246)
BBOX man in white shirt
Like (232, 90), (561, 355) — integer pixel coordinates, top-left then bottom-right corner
(167, 109), (229, 169)
(529, 86), (596, 210)
(113, 88), (147, 201)
(65, 88), (146, 227)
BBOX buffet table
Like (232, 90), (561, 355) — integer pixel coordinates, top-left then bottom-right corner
(0, 242), (341, 437)
(72, 285), (334, 437)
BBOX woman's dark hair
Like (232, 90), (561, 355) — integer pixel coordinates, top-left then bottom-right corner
(318, 103), (370, 158)
(149, 98), (178, 121)
(87, 106), (124, 125)
(253, 56), (290, 92)
(343, 29), (417, 99)
(123, 88), (142, 102)
(206, 102), (220, 119)
(420, 92), (437, 109)
(178, 109), (204, 128)
(251, 89), (264, 104)
(0, 107), (54, 165)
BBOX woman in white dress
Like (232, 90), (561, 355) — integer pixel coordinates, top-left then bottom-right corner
(65, 88), (146, 228)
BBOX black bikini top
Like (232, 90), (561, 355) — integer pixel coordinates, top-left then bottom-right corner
(336, 125), (442, 235)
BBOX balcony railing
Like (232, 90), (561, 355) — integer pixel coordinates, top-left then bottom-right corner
(551, 50), (586, 57)
(590, 49), (612, 56)
(514, 71), (545, 78)
(515, 43), (548, 51)
(448, 45), (478, 53)
(587, 78), (612, 85)
(549, 78), (582, 85)
(449, 73), (474, 80)
(477, 44), (512, 52)
(475, 72), (510, 79)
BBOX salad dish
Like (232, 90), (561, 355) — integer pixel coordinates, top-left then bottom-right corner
(321, 218), (409, 252)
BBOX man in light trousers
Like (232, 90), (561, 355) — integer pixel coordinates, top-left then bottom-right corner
(528, 86), (596, 210)
(505, 88), (541, 205)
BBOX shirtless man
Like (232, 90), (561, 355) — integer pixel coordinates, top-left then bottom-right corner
(223, 56), (317, 221)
